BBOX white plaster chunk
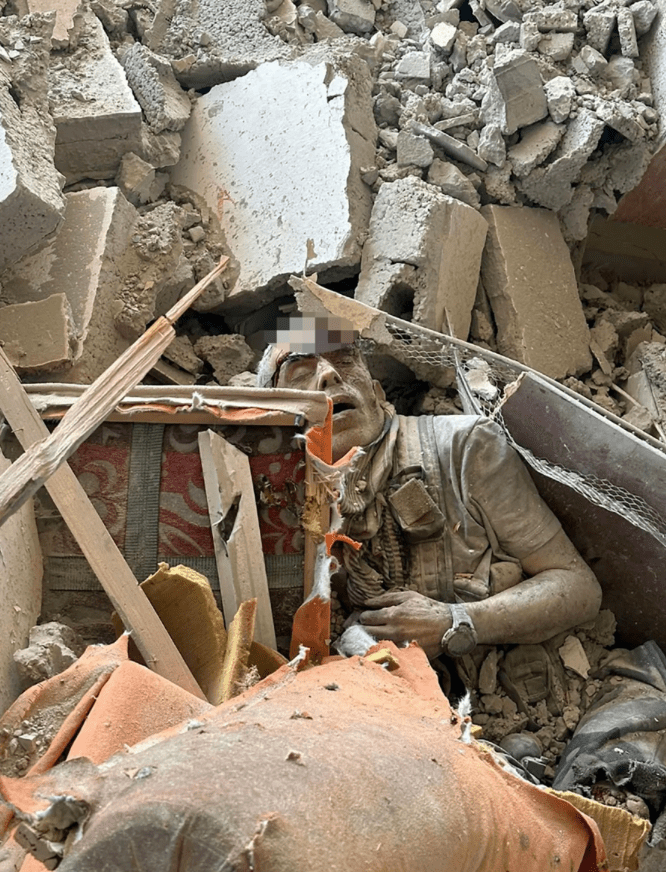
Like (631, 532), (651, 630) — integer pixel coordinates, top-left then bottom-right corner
(596, 101), (644, 143)
(397, 130), (435, 167)
(171, 59), (376, 311)
(1, 187), (139, 383)
(356, 176), (488, 339)
(617, 6), (639, 59)
(120, 43), (191, 134)
(544, 75), (576, 124)
(431, 21), (458, 52)
(537, 32), (574, 62)
(477, 124), (506, 167)
(481, 205), (591, 378)
(395, 51), (432, 84)
(0, 447), (42, 714)
(50, 11), (142, 183)
(580, 45), (608, 76)
(631, 0), (658, 36)
(583, 7), (616, 54)
(427, 159), (480, 208)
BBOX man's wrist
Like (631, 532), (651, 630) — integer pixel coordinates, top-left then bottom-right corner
(440, 603), (478, 657)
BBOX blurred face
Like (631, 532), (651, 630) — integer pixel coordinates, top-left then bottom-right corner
(276, 347), (386, 461)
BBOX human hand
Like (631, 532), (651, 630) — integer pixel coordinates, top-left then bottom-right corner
(359, 590), (451, 660)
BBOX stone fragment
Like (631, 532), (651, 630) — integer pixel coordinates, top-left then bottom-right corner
(631, 0), (658, 36)
(163, 335), (204, 375)
(559, 184), (595, 242)
(558, 636), (590, 679)
(139, 124), (182, 169)
(426, 159), (480, 207)
(589, 320), (619, 360)
(148, 0), (289, 89)
(477, 124), (506, 167)
(527, 7), (578, 31)
(520, 20), (541, 52)
(484, 0), (522, 24)
(492, 21), (521, 44)
(483, 49), (548, 135)
(596, 101), (644, 143)
(643, 285), (666, 334)
(508, 120), (564, 178)
(0, 188), (138, 383)
(616, 7), (639, 59)
(49, 11), (142, 183)
(0, 446), (42, 713)
(120, 43), (192, 134)
(374, 92), (402, 126)
(395, 51), (431, 85)
(13, 622), (85, 685)
(604, 56), (640, 95)
(544, 76), (576, 124)
(20, 0), (85, 47)
(0, 295), (74, 373)
(172, 58), (375, 312)
(480, 205), (591, 378)
(431, 21), (458, 52)
(326, 0), (375, 33)
(0, 15), (66, 271)
(397, 130), (435, 167)
(194, 335), (255, 384)
(116, 152), (167, 205)
(390, 20), (408, 38)
(357, 176), (488, 339)
(580, 45), (607, 76)
(478, 649), (499, 696)
(538, 33), (574, 62)
(483, 162), (517, 204)
(583, 7), (615, 54)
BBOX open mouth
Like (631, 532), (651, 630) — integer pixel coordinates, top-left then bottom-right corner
(332, 402), (355, 415)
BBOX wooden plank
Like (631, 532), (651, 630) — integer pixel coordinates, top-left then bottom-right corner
(197, 430), (277, 650)
(0, 257), (228, 528)
(0, 350), (205, 699)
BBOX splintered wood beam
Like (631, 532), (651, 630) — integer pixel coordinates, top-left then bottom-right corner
(0, 348), (205, 699)
(0, 257), (229, 529)
(198, 429), (277, 650)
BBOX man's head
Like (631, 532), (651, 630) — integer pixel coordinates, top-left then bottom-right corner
(258, 316), (386, 462)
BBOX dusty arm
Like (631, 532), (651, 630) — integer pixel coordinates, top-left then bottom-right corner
(359, 528), (602, 659)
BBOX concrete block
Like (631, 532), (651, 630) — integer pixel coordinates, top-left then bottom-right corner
(477, 124), (506, 168)
(431, 21), (458, 52)
(0, 446), (42, 714)
(171, 57), (376, 313)
(537, 32), (574, 62)
(508, 120), (565, 178)
(583, 7), (616, 54)
(0, 294), (74, 373)
(596, 100), (645, 143)
(617, 7), (639, 58)
(120, 43), (191, 134)
(395, 51), (432, 85)
(21, 0), (85, 48)
(50, 10), (142, 183)
(631, 0), (658, 36)
(148, 0), (289, 90)
(116, 152), (167, 205)
(397, 130), (435, 167)
(480, 205), (591, 378)
(356, 176), (488, 339)
(194, 334), (255, 384)
(0, 15), (65, 272)
(1, 187), (138, 383)
(483, 49), (548, 135)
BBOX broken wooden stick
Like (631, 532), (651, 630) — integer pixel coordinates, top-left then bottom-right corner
(0, 257), (229, 529)
(215, 598), (257, 703)
(198, 429), (277, 650)
(0, 350), (205, 699)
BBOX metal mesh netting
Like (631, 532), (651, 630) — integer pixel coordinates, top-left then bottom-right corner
(373, 320), (666, 550)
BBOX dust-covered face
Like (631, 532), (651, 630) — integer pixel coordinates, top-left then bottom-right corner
(276, 347), (386, 462)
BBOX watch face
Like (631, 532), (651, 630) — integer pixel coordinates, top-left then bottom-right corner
(446, 626), (477, 657)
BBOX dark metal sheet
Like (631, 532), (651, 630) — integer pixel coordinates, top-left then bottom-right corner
(501, 373), (666, 651)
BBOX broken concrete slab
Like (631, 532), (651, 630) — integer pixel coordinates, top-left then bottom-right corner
(426, 158), (480, 207)
(119, 43), (192, 134)
(0, 446), (42, 714)
(327, 0), (375, 34)
(483, 49), (548, 135)
(171, 57), (376, 313)
(0, 294), (74, 374)
(508, 120), (564, 178)
(49, 10), (142, 183)
(0, 15), (66, 272)
(147, 0), (291, 90)
(481, 204), (591, 378)
(115, 152), (167, 205)
(14, 622), (86, 685)
(356, 176), (488, 339)
(1, 187), (138, 383)
(19, 0), (85, 48)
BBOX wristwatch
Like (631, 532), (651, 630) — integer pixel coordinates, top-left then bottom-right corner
(441, 603), (478, 657)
